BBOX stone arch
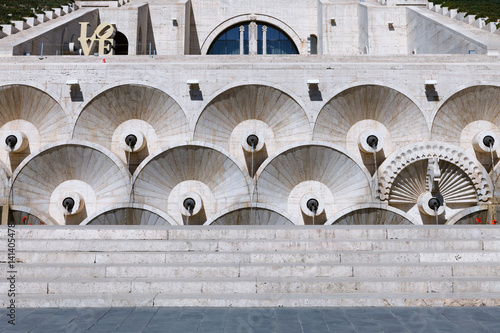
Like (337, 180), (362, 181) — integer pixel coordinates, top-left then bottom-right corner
(0, 84), (71, 172)
(10, 141), (131, 225)
(81, 204), (177, 225)
(205, 203), (295, 225)
(73, 84), (189, 149)
(194, 84), (311, 174)
(446, 206), (489, 225)
(9, 205), (58, 225)
(132, 142), (250, 225)
(114, 30), (129, 55)
(325, 204), (419, 225)
(255, 142), (373, 224)
(431, 85), (500, 145)
(313, 84), (428, 151)
(201, 14), (303, 55)
(73, 84), (190, 172)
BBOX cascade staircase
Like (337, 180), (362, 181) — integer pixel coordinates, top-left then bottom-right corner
(1, 225), (500, 307)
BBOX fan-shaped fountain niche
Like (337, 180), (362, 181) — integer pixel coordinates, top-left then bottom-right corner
(432, 85), (500, 173)
(0, 85), (69, 173)
(194, 85), (310, 177)
(10, 142), (131, 225)
(74, 84), (189, 173)
(314, 85), (428, 176)
(132, 143), (250, 225)
(256, 143), (372, 225)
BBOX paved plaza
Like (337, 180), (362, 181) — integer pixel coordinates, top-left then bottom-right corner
(1, 307), (500, 333)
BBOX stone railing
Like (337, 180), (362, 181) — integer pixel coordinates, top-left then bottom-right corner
(427, 2), (500, 35)
(0, 0), (131, 39)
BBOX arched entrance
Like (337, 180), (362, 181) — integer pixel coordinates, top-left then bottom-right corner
(113, 31), (128, 55)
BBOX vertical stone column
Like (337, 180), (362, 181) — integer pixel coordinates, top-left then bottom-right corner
(239, 25), (245, 55)
(249, 21), (258, 55)
(262, 25), (267, 55)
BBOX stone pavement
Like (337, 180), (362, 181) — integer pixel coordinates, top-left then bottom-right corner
(1, 307), (499, 333)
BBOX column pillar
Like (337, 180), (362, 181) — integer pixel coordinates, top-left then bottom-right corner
(249, 21), (258, 55)
(262, 25), (267, 55)
(239, 25), (245, 55)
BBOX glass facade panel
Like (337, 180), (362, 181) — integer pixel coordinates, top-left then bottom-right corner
(208, 21), (298, 55)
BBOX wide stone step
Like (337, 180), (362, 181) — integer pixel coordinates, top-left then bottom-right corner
(4, 292), (500, 308)
(3, 277), (500, 295)
(9, 238), (494, 252)
(3, 263), (499, 279)
(7, 226), (500, 241)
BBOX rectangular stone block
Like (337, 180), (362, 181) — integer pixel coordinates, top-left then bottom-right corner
(96, 252), (166, 264)
(340, 252), (420, 263)
(239, 264), (352, 278)
(105, 264), (240, 278)
(420, 252), (500, 263)
(132, 279), (257, 294)
(48, 278), (133, 294)
(353, 265), (453, 278)
(249, 252), (341, 264)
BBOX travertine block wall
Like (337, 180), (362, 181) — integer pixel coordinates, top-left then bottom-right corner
(0, 55), (498, 227)
(0, 0), (499, 227)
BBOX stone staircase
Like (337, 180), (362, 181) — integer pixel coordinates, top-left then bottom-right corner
(1, 226), (500, 307)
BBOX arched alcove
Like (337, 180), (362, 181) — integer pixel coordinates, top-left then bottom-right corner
(208, 21), (298, 55)
(114, 31), (129, 55)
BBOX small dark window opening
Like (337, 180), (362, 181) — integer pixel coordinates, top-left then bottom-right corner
(114, 31), (129, 55)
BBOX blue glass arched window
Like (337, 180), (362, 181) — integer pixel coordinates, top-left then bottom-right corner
(208, 22), (298, 55)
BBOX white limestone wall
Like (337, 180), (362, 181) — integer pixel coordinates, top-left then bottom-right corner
(147, 0), (189, 55)
(360, 3), (408, 55)
(359, 4), (368, 54)
(321, 1), (360, 55)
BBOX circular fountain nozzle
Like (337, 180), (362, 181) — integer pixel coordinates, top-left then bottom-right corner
(428, 197), (441, 210)
(183, 198), (196, 213)
(62, 197), (75, 213)
(483, 135), (495, 148)
(358, 130), (384, 153)
(246, 135), (259, 149)
(306, 199), (319, 214)
(5, 135), (17, 149)
(366, 135), (378, 150)
(125, 134), (138, 149)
